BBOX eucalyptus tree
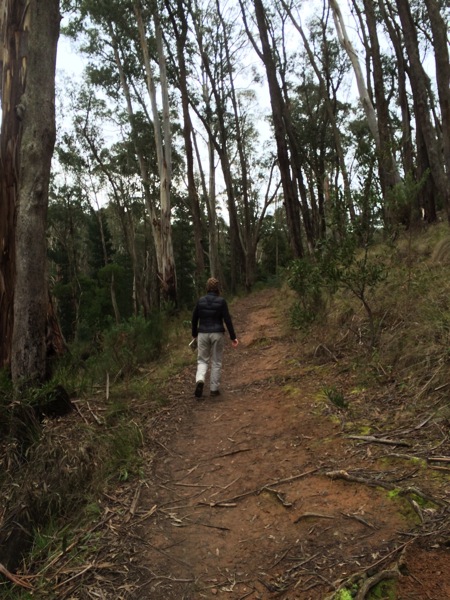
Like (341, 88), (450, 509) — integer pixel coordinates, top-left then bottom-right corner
(0, 0), (62, 386)
(279, 0), (354, 233)
(63, 0), (179, 305)
(352, 0), (402, 205)
(375, 0), (448, 223)
(188, 0), (248, 290)
(424, 0), (450, 193)
(394, 0), (449, 220)
(163, 0), (207, 291)
(215, 0), (280, 289)
(240, 0), (304, 258)
(330, 0), (401, 227)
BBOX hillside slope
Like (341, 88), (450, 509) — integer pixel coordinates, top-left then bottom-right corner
(3, 242), (449, 599)
(128, 287), (449, 599)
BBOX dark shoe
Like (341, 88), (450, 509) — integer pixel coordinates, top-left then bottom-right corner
(210, 389), (220, 397)
(194, 381), (204, 398)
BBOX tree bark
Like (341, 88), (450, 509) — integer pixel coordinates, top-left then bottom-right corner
(329, 0), (380, 146)
(0, 0), (60, 385)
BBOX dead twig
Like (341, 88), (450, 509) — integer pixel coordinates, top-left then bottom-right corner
(125, 482), (142, 523)
(325, 541), (412, 600)
(314, 343), (339, 362)
(37, 513), (114, 575)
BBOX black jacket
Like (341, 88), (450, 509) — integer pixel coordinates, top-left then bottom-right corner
(192, 292), (236, 340)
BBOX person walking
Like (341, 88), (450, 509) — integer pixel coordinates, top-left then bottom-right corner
(191, 278), (238, 398)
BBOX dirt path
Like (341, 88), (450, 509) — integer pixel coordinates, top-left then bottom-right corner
(134, 288), (450, 599)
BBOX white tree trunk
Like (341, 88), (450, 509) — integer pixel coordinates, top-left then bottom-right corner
(135, 1), (177, 303)
(329, 0), (381, 149)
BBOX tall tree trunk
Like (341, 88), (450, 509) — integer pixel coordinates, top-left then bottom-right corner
(108, 21), (162, 308)
(244, 0), (303, 258)
(192, 123), (221, 280)
(217, 0), (254, 289)
(395, 0), (449, 219)
(424, 0), (450, 197)
(280, 0), (354, 227)
(135, 1), (177, 304)
(165, 0), (206, 292)
(0, 0), (60, 385)
(191, 13), (245, 292)
(0, 0), (21, 369)
(360, 0), (401, 197)
(378, 0), (415, 178)
(329, 0), (380, 145)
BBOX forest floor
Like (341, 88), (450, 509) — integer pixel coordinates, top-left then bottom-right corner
(114, 287), (450, 600)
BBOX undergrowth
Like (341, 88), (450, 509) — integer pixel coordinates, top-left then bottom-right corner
(0, 308), (194, 597)
(289, 221), (450, 399)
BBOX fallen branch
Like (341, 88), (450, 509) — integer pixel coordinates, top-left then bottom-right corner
(126, 482), (142, 522)
(211, 447), (253, 459)
(341, 512), (375, 529)
(201, 468), (318, 507)
(347, 435), (411, 447)
(430, 465), (450, 472)
(0, 563), (34, 590)
(354, 568), (400, 600)
(325, 469), (394, 490)
(261, 487), (293, 507)
(325, 541), (411, 600)
(294, 512), (335, 523)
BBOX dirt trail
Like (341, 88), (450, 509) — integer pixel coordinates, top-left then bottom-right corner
(135, 288), (450, 599)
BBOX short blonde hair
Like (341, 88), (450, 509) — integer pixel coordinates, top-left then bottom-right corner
(206, 277), (220, 293)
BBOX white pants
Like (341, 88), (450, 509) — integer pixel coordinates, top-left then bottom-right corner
(196, 332), (225, 392)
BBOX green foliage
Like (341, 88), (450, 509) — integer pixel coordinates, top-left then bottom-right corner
(258, 211), (291, 281)
(172, 202), (197, 308)
(321, 385), (348, 409)
(288, 230), (387, 345)
(104, 421), (144, 482)
(367, 578), (397, 599)
(93, 314), (164, 379)
(385, 172), (429, 227)
(333, 589), (353, 600)
(287, 257), (325, 328)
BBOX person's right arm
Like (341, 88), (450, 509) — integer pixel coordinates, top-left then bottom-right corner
(191, 303), (199, 338)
